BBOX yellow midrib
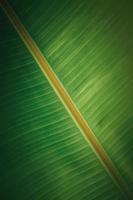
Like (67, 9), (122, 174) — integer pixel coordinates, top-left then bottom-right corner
(0, 0), (132, 199)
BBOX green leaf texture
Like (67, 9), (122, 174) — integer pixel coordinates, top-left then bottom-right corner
(0, 0), (133, 199)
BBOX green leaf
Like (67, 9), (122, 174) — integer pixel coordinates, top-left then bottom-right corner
(0, 0), (133, 199)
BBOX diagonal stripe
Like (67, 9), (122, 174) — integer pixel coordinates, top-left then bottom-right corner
(0, 0), (132, 199)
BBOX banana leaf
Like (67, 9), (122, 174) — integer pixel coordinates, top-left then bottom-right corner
(0, 0), (133, 199)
